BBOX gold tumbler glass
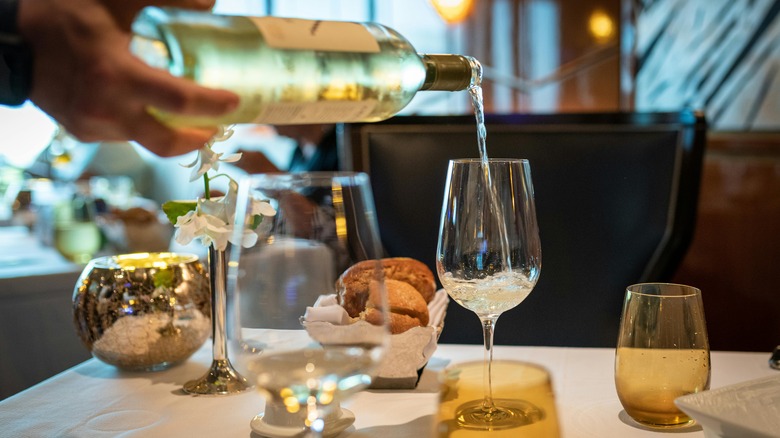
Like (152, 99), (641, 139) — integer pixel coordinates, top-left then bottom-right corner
(615, 283), (710, 428)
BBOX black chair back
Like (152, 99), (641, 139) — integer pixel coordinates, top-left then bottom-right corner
(340, 111), (706, 347)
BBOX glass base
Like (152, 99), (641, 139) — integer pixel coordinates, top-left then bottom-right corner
(117, 359), (182, 373)
(250, 406), (355, 438)
(456, 398), (545, 431)
(629, 416), (696, 429)
(183, 359), (251, 395)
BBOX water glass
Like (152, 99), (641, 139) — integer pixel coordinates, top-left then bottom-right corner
(230, 172), (389, 437)
(615, 283), (710, 428)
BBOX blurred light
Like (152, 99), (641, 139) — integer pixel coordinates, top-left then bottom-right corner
(430, 0), (475, 24)
(0, 103), (57, 168)
(589, 9), (614, 41)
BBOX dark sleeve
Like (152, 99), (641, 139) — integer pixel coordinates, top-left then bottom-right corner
(0, 0), (32, 106)
(306, 128), (339, 172)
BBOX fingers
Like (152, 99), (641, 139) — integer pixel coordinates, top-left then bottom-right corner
(94, 57), (238, 155)
(134, 0), (216, 10)
(130, 65), (240, 117)
(131, 119), (219, 157)
(57, 108), (217, 157)
(112, 102), (216, 156)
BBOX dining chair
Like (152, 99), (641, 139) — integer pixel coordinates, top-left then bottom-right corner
(339, 111), (707, 347)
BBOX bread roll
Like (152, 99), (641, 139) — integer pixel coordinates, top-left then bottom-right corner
(337, 258), (436, 317)
(379, 258), (437, 303)
(363, 279), (429, 334)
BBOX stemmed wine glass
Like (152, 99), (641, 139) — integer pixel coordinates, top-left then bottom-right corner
(229, 172), (390, 438)
(436, 158), (541, 429)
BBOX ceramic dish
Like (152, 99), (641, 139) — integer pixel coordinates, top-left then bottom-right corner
(675, 374), (780, 438)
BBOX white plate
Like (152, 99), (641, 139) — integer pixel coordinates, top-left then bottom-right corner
(675, 374), (780, 438)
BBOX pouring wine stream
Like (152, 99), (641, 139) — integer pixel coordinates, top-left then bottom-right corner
(470, 77), (516, 420)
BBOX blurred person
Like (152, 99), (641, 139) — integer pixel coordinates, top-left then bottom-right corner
(275, 124), (338, 173)
(235, 124), (339, 174)
(2, 0), (239, 157)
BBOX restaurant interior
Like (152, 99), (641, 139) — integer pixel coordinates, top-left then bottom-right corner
(0, 0), (778, 429)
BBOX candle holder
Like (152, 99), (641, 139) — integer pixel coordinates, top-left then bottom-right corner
(72, 252), (211, 371)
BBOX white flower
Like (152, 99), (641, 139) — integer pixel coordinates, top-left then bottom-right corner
(167, 125), (276, 252)
(173, 208), (235, 252)
(211, 125), (235, 143)
(237, 199), (276, 248)
(199, 213), (233, 251)
(181, 126), (242, 182)
(199, 196), (229, 224)
(252, 199), (276, 217)
(234, 226), (259, 248)
(171, 183), (276, 252)
(173, 210), (206, 247)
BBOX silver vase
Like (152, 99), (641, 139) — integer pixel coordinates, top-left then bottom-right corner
(182, 245), (250, 395)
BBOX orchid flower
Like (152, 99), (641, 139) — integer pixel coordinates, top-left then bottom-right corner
(173, 210), (206, 247)
(165, 125), (276, 252)
(180, 126), (242, 182)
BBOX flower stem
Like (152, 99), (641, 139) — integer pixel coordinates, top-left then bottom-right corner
(203, 174), (211, 200)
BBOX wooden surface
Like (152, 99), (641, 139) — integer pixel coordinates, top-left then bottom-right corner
(672, 132), (780, 352)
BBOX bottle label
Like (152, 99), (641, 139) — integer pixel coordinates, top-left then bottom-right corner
(250, 17), (380, 53)
(252, 101), (378, 124)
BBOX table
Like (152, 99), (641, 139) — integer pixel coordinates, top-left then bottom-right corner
(0, 343), (776, 437)
(0, 226), (79, 279)
(0, 226), (89, 400)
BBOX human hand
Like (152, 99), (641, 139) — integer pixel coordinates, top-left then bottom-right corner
(233, 150), (282, 174)
(18, 0), (240, 157)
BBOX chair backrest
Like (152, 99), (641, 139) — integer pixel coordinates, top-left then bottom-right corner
(339, 111), (706, 347)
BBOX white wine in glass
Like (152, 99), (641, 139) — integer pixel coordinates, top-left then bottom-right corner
(615, 283), (710, 428)
(437, 158), (541, 430)
(53, 193), (101, 264)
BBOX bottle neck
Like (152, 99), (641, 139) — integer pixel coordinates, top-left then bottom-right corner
(420, 54), (482, 91)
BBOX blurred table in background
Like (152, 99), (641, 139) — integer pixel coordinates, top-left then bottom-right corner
(0, 226), (90, 400)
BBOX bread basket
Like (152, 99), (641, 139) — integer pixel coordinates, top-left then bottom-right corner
(304, 290), (448, 389)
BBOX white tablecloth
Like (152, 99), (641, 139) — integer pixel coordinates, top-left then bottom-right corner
(0, 343), (776, 437)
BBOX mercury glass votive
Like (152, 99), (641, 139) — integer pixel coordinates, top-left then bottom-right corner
(72, 252), (211, 371)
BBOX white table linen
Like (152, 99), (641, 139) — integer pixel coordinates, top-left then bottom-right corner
(0, 343), (775, 437)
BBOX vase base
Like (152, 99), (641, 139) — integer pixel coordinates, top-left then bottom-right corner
(183, 359), (251, 395)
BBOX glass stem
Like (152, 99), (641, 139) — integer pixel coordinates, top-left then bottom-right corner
(481, 317), (497, 413)
(304, 397), (325, 438)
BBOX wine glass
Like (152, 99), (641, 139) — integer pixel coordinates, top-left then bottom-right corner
(229, 172), (389, 437)
(436, 158), (541, 429)
(53, 190), (102, 264)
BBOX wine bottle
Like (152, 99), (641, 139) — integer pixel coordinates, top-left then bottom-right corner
(131, 7), (482, 127)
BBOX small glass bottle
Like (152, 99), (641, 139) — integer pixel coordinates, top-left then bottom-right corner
(131, 7), (481, 127)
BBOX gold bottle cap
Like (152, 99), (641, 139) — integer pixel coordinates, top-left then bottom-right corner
(420, 54), (482, 91)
